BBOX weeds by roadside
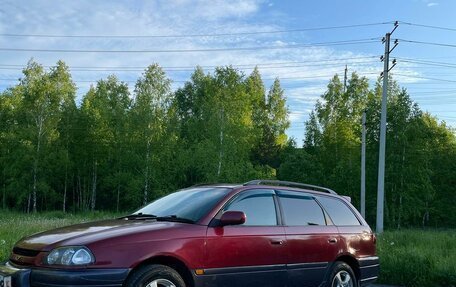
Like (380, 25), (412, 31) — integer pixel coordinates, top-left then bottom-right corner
(377, 229), (456, 287)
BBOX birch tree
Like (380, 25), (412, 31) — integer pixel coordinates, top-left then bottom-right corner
(131, 64), (172, 205)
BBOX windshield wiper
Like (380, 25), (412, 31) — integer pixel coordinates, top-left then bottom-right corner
(155, 215), (195, 224)
(119, 213), (158, 220)
(119, 214), (194, 224)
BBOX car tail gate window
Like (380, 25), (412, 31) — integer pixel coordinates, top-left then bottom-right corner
(316, 196), (361, 226)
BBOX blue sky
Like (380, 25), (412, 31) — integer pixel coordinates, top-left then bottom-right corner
(1, 0), (456, 145)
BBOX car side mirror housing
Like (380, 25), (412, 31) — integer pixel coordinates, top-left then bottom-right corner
(220, 211), (246, 226)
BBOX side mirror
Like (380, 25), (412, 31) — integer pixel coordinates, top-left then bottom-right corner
(220, 211), (246, 226)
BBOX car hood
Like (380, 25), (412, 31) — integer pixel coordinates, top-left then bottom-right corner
(15, 219), (192, 251)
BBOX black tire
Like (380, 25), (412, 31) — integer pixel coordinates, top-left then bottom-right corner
(124, 264), (186, 287)
(327, 261), (358, 287)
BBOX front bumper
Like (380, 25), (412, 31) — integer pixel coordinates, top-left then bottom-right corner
(0, 261), (130, 287)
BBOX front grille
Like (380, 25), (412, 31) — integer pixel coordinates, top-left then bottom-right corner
(12, 247), (40, 257)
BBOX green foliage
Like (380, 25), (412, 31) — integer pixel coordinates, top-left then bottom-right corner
(0, 60), (77, 212)
(131, 64), (178, 205)
(251, 77), (290, 168)
(0, 61), (289, 212)
(377, 229), (456, 287)
(293, 73), (456, 229)
(277, 140), (322, 184)
(1, 60), (455, 231)
(174, 66), (287, 184)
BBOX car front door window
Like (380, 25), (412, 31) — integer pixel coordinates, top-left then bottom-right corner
(225, 191), (277, 226)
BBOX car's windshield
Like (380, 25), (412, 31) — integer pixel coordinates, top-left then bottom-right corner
(134, 187), (232, 222)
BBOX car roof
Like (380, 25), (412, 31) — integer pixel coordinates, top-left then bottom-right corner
(195, 180), (339, 198)
(190, 183), (241, 189)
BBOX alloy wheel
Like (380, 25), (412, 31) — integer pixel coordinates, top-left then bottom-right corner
(332, 270), (354, 287)
(145, 278), (177, 287)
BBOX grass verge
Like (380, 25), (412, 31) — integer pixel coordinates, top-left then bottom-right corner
(0, 212), (454, 286)
(377, 229), (456, 287)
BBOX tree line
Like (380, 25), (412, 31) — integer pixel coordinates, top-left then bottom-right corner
(279, 74), (456, 228)
(0, 60), (455, 228)
(0, 61), (288, 213)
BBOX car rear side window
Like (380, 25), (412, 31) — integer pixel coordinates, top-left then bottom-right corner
(317, 196), (361, 226)
(278, 191), (326, 226)
(225, 190), (277, 226)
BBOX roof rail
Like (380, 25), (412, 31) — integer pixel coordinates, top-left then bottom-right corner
(243, 180), (337, 195)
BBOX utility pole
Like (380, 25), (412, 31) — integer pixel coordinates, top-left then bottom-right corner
(376, 22), (398, 233)
(343, 65), (348, 93)
(361, 111), (366, 218)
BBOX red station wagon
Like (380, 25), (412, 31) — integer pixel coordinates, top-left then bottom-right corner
(0, 180), (379, 287)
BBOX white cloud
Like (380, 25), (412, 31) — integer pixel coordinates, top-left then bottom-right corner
(427, 2), (439, 6)
(286, 87), (324, 104)
(289, 110), (312, 122)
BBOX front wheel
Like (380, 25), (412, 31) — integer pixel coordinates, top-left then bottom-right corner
(124, 264), (186, 287)
(328, 261), (358, 287)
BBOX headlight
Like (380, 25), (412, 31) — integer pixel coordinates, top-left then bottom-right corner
(45, 246), (94, 266)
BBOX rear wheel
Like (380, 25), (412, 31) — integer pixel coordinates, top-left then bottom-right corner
(125, 264), (186, 287)
(328, 261), (358, 287)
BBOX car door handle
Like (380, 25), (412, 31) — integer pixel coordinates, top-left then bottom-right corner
(328, 238), (338, 244)
(270, 239), (284, 245)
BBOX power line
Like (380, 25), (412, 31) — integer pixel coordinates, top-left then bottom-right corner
(0, 22), (393, 39)
(399, 21), (456, 32)
(418, 98), (456, 102)
(396, 70), (456, 78)
(411, 89), (456, 95)
(0, 60), (381, 72)
(0, 56), (379, 69)
(397, 58), (456, 69)
(403, 82), (456, 85)
(0, 78), (173, 84)
(416, 102), (456, 106)
(395, 55), (456, 60)
(275, 72), (379, 80)
(424, 110), (456, 112)
(412, 97), (456, 101)
(0, 76), (320, 83)
(398, 39), (456, 49)
(397, 57), (456, 66)
(411, 72), (456, 77)
(391, 73), (456, 83)
(406, 87), (456, 90)
(0, 62), (381, 71)
(0, 72), (380, 85)
(0, 38), (380, 53)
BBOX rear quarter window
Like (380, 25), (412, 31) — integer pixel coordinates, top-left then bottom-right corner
(278, 191), (326, 226)
(317, 196), (361, 226)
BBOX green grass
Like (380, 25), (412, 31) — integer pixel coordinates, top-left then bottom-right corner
(0, 212), (455, 286)
(0, 211), (120, 261)
(377, 229), (456, 287)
